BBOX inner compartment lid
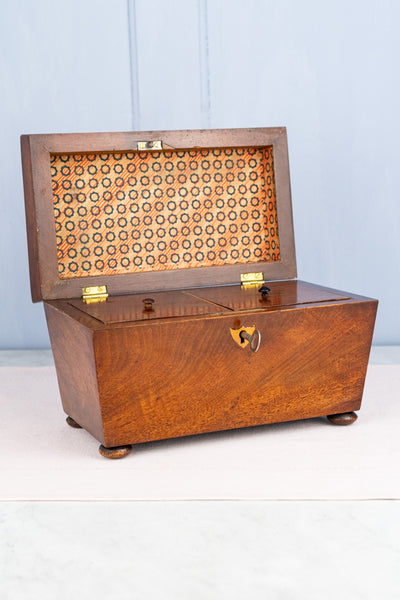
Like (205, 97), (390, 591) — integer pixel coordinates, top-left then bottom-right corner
(68, 280), (349, 325)
(186, 280), (349, 311)
(68, 290), (230, 324)
(21, 128), (296, 301)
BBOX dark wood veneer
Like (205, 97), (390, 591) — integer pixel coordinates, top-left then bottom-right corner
(43, 282), (377, 450)
(22, 127), (378, 458)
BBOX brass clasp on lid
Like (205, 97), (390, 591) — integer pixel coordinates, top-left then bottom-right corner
(137, 141), (162, 151)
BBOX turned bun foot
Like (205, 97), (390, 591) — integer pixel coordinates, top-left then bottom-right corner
(99, 444), (132, 459)
(327, 411), (358, 426)
(66, 416), (82, 429)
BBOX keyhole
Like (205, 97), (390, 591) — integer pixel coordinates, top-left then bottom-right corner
(239, 330), (249, 344)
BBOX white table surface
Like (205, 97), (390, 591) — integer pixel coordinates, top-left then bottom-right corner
(1, 347), (399, 599)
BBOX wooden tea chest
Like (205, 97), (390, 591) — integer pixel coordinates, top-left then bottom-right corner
(21, 127), (378, 458)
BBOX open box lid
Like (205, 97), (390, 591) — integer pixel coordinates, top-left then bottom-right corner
(21, 127), (296, 302)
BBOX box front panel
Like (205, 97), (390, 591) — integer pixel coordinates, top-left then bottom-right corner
(94, 300), (376, 447)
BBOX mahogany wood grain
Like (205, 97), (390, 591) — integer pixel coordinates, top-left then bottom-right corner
(91, 298), (377, 447)
(43, 283), (377, 451)
(187, 280), (349, 312)
(69, 289), (230, 324)
(23, 128), (378, 456)
(65, 281), (350, 325)
(46, 289), (375, 332)
(44, 302), (105, 444)
(21, 135), (42, 302)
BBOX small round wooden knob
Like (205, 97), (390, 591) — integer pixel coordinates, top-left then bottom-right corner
(143, 298), (155, 311)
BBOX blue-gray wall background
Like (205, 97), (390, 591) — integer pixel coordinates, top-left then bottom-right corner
(1, 0), (399, 348)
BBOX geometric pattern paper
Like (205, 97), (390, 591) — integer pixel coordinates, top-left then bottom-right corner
(51, 146), (280, 279)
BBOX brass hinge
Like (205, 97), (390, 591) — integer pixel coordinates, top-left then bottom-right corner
(137, 140), (162, 151)
(82, 285), (108, 304)
(240, 272), (265, 288)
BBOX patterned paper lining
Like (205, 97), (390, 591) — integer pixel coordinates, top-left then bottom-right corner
(51, 146), (280, 279)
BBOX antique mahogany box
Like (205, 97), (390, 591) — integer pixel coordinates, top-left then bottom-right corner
(21, 127), (377, 458)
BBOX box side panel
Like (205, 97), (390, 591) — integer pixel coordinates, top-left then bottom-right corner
(44, 302), (105, 443)
(95, 299), (377, 447)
